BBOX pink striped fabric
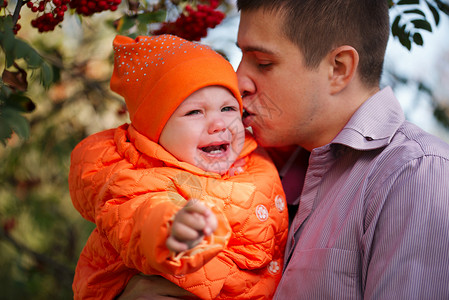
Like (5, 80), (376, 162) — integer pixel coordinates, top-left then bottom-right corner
(275, 87), (449, 299)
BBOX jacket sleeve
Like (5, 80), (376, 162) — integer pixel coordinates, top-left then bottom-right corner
(95, 172), (231, 276)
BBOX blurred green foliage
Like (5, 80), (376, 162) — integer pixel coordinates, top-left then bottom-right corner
(1, 8), (126, 298)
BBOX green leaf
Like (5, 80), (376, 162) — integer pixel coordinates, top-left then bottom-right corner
(0, 117), (14, 145)
(391, 15), (402, 37)
(0, 83), (12, 99)
(398, 25), (412, 50)
(50, 63), (61, 83)
(13, 38), (45, 70)
(1, 30), (16, 67)
(0, 29), (46, 72)
(0, 106), (30, 140)
(433, 106), (449, 129)
(435, 0), (449, 15)
(119, 16), (137, 33)
(417, 82), (432, 94)
(5, 93), (36, 112)
(0, 15), (14, 32)
(26, 49), (43, 68)
(404, 9), (426, 17)
(13, 39), (31, 60)
(105, 19), (116, 30)
(40, 62), (54, 88)
(137, 10), (167, 24)
(137, 22), (149, 35)
(426, 1), (441, 25)
(401, 38), (412, 50)
(397, 0), (420, 5)
(413, 32), (424, 45)
(411, 19), (433, 32)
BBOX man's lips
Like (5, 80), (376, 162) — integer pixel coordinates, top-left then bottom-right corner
(242, 109), (254, 127)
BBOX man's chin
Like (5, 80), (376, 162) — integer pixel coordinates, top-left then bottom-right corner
(250, 131), (276, 148)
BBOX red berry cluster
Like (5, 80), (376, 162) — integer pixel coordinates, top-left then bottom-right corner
(26, 0), (70, 32)
(154, 0), (225, 41)
(69, 0), (121, 16)
(207, 0), (220, 9)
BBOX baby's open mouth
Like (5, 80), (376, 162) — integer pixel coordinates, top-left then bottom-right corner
(201, 143), (229, 154)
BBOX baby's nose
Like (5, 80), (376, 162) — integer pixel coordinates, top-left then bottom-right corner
(208, 116), (226, 134)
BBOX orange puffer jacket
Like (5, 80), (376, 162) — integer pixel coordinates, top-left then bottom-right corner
(69, 124), (288, 300)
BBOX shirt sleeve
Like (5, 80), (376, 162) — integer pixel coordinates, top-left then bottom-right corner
(364, 155), (449, 298)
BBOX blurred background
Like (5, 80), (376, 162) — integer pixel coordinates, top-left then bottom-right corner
(1, 0), (449, 299)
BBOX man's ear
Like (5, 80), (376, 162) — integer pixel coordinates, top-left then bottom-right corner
(327, 46), (359, 95)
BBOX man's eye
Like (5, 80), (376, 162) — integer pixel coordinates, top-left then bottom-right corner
(222, 106), (237, 112)
(258, 63), (272, 69)
(186, 110), (201, 116)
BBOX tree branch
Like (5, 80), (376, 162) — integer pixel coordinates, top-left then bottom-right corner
(12, 0), (24, 25)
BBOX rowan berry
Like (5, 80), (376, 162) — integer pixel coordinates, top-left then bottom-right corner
(69, 0), (122, 16)
(154, 0), (225, 41)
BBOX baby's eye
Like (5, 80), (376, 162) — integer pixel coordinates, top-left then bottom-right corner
(185, 110), (201, 116)
(222, 106), (238, 112)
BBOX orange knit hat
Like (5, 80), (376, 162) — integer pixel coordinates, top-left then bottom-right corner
(110, 34), (242, 142)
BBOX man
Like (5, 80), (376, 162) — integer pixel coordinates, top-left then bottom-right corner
(119, 0), (449, 298)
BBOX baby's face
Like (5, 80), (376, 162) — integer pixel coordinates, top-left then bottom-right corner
(159, 86), (245, 175)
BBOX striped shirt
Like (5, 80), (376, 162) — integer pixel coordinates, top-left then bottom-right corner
(274, 87), (449, 299)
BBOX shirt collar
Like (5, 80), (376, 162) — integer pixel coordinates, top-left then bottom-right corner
(332, 86), (405, 151)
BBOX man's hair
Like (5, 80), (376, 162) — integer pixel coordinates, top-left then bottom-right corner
(237, 0), (390, 87)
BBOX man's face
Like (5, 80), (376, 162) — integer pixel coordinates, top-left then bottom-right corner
(237, 9), (331, 150)
(159, 86), (245, 175)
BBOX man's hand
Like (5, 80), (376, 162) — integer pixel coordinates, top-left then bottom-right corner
(166, 200), (218, 253)
(117, 274), (198, 300)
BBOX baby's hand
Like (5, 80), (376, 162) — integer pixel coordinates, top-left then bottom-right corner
(166, 199), (218, 253)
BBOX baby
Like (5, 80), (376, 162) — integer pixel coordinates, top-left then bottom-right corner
(69, 34), (288, 300)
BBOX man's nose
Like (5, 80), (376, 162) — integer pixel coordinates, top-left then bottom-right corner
(236, 64), (255, 98)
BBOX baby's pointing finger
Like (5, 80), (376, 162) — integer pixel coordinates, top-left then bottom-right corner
(171, 221), (202, 240)
(184, 199), (209, 215)
(175, 210), (207, 231)
(166, 235), (189, 253)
